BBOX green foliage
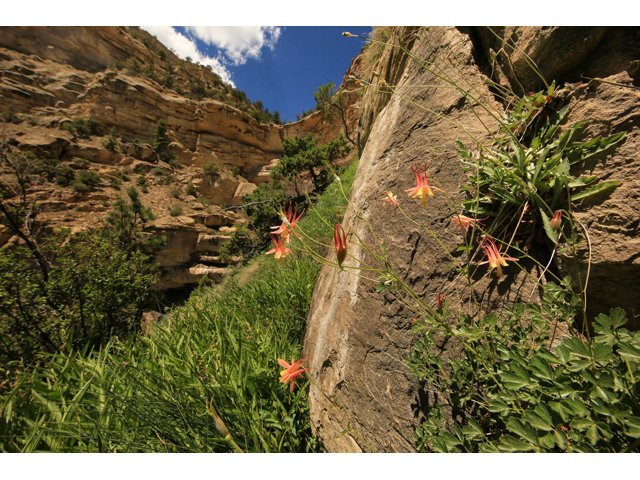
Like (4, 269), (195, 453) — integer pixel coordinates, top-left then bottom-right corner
(102, 127), (119, 151)
(460, 85), (624, 244)
(1, 106), (21, 124)
(202, 161), (219, 177)
(125, 58), (141, 77)
(63, 117), (103, 138)
(0, 230), (156, 372)
(270, 134), (351, 194)
(242, 180), (292, 233)
(169, 206), (182, 217)
(104, 186), (162, 255)
(77, 170), (101, 187)
(410, 302), (640, 452)
(55, 165), (76, 186)
(219, 223), (257, 262)
(152, 119), (169, 159)
(185, 182), (197, 197)
(0, 254), (321, 453)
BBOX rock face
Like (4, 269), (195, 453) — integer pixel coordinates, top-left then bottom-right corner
(0, 26), (362, 289)
(303, 26), (640, 452)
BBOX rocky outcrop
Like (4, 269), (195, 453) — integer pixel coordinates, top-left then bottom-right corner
(303, 26), (640, 452)
(1, 26), (362, 289)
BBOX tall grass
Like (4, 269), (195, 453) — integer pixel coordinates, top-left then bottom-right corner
(0, 159), (359, 453)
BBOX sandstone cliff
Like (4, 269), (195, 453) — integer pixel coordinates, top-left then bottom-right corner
(0, 26), (361, 289)
(304, 26), (640, 452)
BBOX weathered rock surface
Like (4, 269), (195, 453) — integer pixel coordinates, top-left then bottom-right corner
(303, 26), (640, 452)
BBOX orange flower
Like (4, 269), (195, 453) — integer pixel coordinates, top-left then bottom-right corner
(477, 237), (519, 278)
(271, 202), (305, 244)
(382, 191), (399, 214)
(453, 214), (487, 235)
(278, 356), (311, 393)
(334, 224), (348, 267)
(406, 161), (439, 208)
(266, 233), (292, 262)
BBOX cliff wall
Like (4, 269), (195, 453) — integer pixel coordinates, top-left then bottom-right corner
(304, 26), (640, 452)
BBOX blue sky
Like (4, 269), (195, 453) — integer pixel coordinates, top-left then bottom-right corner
(141, 26), (370, 122)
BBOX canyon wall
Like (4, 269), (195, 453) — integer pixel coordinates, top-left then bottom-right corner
(0, 26), (360, 289)
(304, 26), (640, 452)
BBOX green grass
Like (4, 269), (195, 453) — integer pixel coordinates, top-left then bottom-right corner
(0, 158), (359, 453)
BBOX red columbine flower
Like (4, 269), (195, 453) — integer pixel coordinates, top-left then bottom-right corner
(266, 233), (292, 262)
(453, 214), (487, 235)
(406, 161), (439, 208)
(436, 291), (446, 309)
(477, 237), (519, 278)
(382, 191), (399, 214)
(271, 202), (305, 244)
(334, 224), (348, 267)
(550, 210), (562, 231)
(278, 356), (311, 393)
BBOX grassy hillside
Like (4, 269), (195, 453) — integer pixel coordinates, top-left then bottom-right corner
(0, 159), (359, 453)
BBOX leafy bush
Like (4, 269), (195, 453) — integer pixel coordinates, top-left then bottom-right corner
(63, 117), (103, 138)
(202, 161), (219, 177)
(0, 229), (157, 373)
(102, 127), (119, 151)
(169, 207), (182, 217)
(270, 134), (351, 194)
(54, 166), (76, 186)
(77, 170), (101, 187)
(410, 304), (640, 452)
(0, 106), (21, 124)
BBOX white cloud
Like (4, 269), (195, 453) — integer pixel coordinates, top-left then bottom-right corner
(140, 26), (282, 88)
(141, 26), (235, 87)
(184, 26), (281, 65)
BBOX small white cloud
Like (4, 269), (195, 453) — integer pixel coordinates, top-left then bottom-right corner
(141, 26), (236, 87)
(184, 26), (281, 65)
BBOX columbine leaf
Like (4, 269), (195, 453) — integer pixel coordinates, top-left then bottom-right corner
(540, 208), (558, 244)
(499, 434), (534, 452)
(571, 180), (621, 202)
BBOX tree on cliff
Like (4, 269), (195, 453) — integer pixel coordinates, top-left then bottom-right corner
(270, 133), (351, 195)
(314, 82), (356, 146)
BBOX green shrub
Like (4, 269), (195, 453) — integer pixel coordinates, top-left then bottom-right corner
(102, 127), (119, 151)
(151, 167), (165, 176)
(77, 170), (101, 187)
(169, 207), (183, 217)
(202, 161), (219, 177)
(170, 188), (181, 199)
(71, 181), (89, 194)
(168, 158), (183, 171)
(110, 177), (122, 190)
(185, 182), (197, 197)
(63, 117), (103, 138)
(55, 166), (76, 186)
